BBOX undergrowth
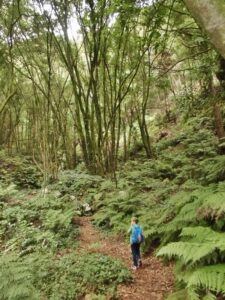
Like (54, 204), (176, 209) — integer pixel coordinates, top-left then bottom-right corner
(0, 252), (130, 300)
(0, 184), (130, 299)
(2, 116), (225, 299)
(89, 117), (225, 299)
(0, 151), (42, 188)
(0, 185), (79, 253)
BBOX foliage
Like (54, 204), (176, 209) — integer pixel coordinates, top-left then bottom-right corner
(198, 156), (225, 184)
(157, 227), (225, 299)
(0, 254), (40, 300)
(0, 184), (130, 299)
(0, 0), (224, 298)
(0, 252), (131, 300)
(0, 187), (79, 252)
(0, 183), (19, 203)
(52, 170), (103, 201)
(91, 118), (225, 298)
(0, 151), (42, 188)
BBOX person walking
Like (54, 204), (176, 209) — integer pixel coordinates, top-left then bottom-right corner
(128, 216), (144, 270)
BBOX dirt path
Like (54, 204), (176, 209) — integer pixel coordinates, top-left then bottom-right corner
(78, 217), (174, 300)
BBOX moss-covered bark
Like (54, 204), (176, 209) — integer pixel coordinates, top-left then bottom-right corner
(184, 0), (225, 59)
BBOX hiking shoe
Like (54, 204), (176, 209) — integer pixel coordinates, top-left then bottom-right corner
(138, 260), (142, 267)
(131, 266), (137, 271)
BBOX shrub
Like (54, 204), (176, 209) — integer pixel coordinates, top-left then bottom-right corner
(0, 252), (131, 300)
(0, 192), (79, 252)
(0, 151), (42, 188)
(52, 170), (103, 199)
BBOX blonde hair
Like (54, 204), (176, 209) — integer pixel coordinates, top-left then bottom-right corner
(131, 216), (138, 223)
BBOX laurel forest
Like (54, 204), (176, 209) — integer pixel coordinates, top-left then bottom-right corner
(1, 1), (225, 299)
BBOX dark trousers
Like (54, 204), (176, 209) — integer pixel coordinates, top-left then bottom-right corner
(131, 243), (141, 267)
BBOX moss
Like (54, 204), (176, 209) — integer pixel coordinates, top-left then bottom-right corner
(184, 0), (225, 59)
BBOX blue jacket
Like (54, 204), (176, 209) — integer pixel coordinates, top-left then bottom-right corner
(129, 224), (143, 244)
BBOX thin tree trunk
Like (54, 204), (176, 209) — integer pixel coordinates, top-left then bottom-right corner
(214, 103), (225, 139)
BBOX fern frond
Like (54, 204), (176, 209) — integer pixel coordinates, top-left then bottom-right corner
(180, 226), (212, 238)
(202, 292), (217, 300)
(158, 225), (225, 266)
(157, 241), (216, 264)
(166, 288), (200, 300)
(187, 265), (225, 294)
(0, 254), (40, 300)
(180, 226), (225, 248)
(197, 192), (225, 221)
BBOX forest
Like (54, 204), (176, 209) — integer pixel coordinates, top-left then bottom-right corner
(1, 0), (225, 299)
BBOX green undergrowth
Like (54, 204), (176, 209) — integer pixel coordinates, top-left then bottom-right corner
(50, 167), (104, 213)
(2, 116), (225, 299)
(85, 117), (225, 299)
(0, 184), (79, 253)
(46, 116), (225, 299)
(0, 252), (130, 300)
(0, 151), (42, 188)
(0, 184), (130, 299)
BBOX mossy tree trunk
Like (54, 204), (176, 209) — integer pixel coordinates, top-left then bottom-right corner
(184, 0), (225, 59)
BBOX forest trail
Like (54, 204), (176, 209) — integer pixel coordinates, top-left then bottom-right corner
(78, 217), (174, 300)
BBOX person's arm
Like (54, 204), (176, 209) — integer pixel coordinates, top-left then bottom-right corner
(128, 226), (132, 234)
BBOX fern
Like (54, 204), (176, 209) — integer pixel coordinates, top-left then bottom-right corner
(180, 226), (225, 242)
(0, 254), (40, 300)
(43, 208), (74, 231)
(198, 156), (225, 184)
(166, 288), (200, 300)
(53, 171), (103, 196)
(167, 289), (217, 300)
(202, 293), (217, 300)
(197, 192), (225, 226)
(158, 226), (225, 264)
(187, 265), (225, 294)
(158, 226), (225, 298)
(0, 251), (131, 300)
(157, 241), (217, 264)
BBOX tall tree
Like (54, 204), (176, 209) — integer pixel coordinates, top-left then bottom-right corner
(184, 0), (225, 59)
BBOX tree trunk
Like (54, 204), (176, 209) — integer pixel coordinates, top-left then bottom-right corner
(214, 103), (225, 139)
(184, 0), (225, 59)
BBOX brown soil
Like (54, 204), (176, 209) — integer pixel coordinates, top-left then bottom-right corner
(78, 217), (174, 300)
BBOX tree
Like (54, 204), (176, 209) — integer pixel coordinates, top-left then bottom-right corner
(184, 0), (225, 59)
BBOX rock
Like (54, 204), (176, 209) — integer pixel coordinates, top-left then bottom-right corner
(83, 202), (92, 212)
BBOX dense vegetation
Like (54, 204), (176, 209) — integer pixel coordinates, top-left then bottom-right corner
(0, 183), (131, 299)
(92, 117), (225, 299)
(1, 0), (225, 299)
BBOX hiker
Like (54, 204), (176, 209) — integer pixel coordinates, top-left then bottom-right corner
(128, 216), (144, 270)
